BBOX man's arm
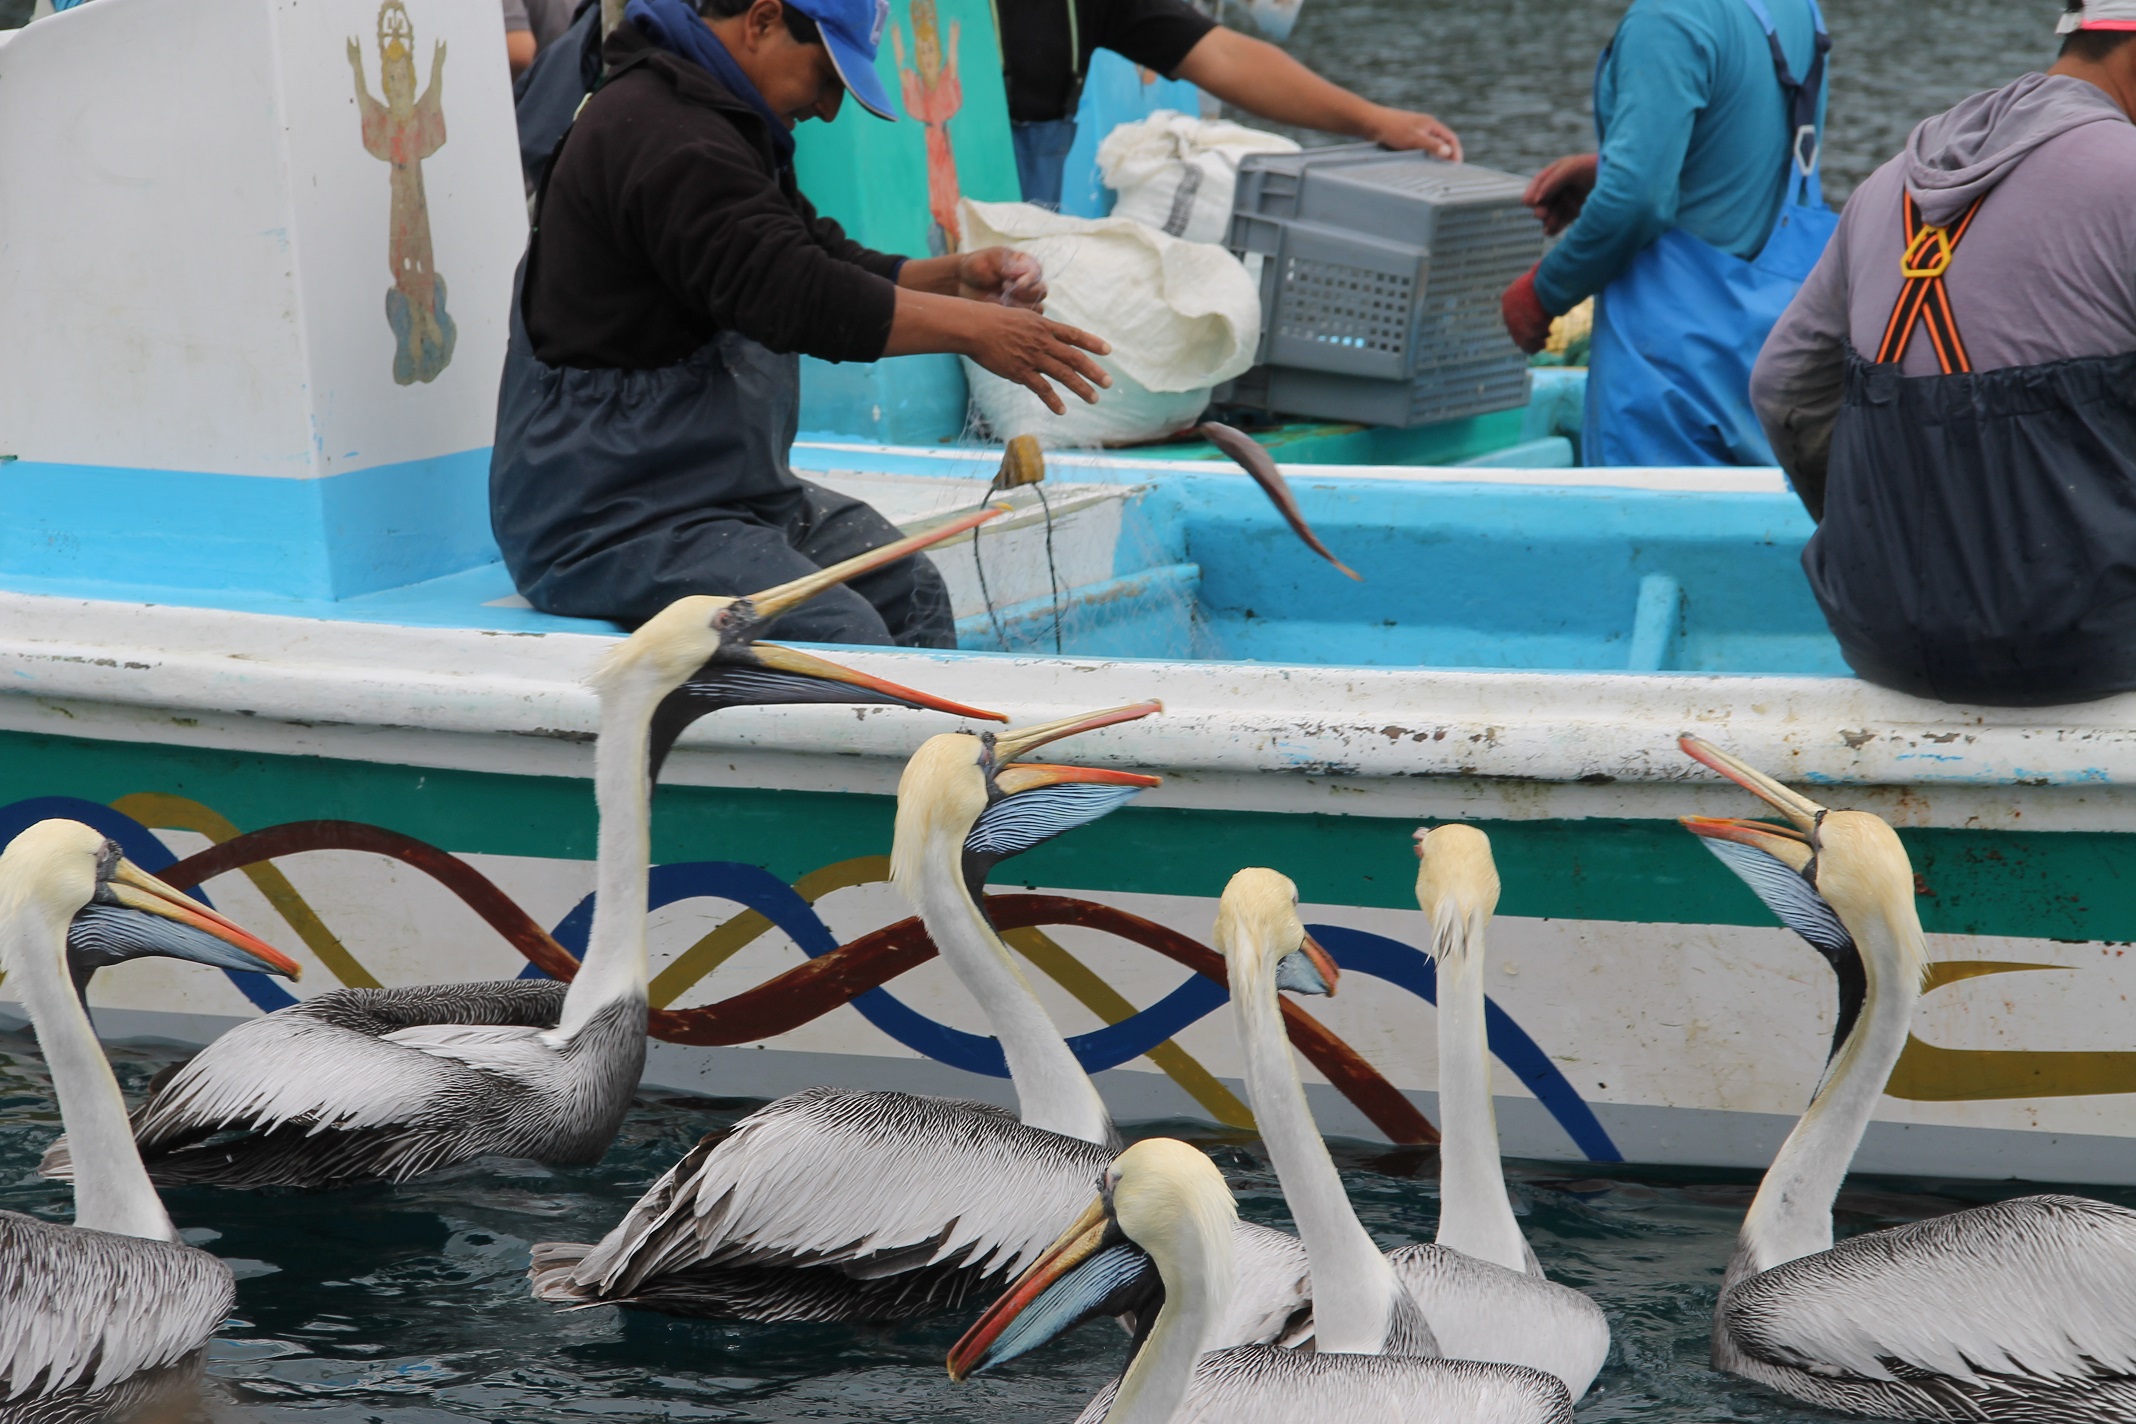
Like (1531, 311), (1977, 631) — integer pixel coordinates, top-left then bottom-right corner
(503, 0), (537, 75)
(1173, 27), (1459, 159)
(626, 130), (1106, 410)
(1750, 233), (1851, 521)
(1530, 8), (1710, 314)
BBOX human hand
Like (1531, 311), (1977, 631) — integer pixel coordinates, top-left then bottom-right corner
(964, 306), (1112, 415)
(957, 247), (1048, 310)
(1524, 153), (1599, 236)
(1368, 107), (1461, 162)
(1500, 265), (1553, 355)
(433, 39), (449, 74)
(347, 37), (363, 69)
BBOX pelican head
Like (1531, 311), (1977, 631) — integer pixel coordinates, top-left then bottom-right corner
(1213, 868), (1339, 997)
(891, 701), (1165, 901)
(1678, 736), (1928, 1058)
(0, 820), (302, 1000)
(590, 509), (1012, 779)
(1413, 823), (1500, 964)
(947, 1137), (1236, 1381)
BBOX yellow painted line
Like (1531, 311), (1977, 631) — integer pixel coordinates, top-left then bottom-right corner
(1887, 959), (2136, 1101)
(1001, 926), (1255, 1131)
(108, 793), (382, 990)
(648, 855), (892, 1008)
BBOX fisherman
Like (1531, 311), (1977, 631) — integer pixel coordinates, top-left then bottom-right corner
(996, 0), (1462, 210)
(1751, 0), (2136, 706)
(1503, 0), (1832, 467)
(491, 0), (1111, 640)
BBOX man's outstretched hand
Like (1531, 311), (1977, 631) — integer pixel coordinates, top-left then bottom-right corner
(1368, 107), (1462, 163)
(1524, 153), (1599, 236)
(965, 307), (1111, 415)
(889, 251), (1105, 413)
(957, 247), (1047, 310)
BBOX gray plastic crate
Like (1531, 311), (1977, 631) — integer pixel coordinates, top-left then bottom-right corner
(1218, 146), (1543, 428)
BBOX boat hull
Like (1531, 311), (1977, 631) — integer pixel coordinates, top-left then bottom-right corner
(6, 595), (2134, 1184)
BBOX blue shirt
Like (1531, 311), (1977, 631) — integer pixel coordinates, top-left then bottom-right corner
(1535, 0), (1827, 314)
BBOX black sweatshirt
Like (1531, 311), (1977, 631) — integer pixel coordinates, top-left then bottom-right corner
(524, 26), (905, 370)
(996, 0), (1214, 125)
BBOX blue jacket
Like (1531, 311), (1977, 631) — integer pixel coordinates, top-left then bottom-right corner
(1535, 0), (1827, 314)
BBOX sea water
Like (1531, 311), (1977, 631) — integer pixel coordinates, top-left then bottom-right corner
(5, 1027), (2131, 1422)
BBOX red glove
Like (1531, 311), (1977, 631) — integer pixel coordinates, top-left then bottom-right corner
(1501, 266), (1555, 355)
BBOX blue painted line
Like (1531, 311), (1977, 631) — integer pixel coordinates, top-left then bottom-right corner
(536, 860), (1225, 1076)
(0, 799), (298, 1011)
(0, 805), (1620, 1155)
(537, 861), (1619, 1159)
(1306, 923), (1622, 1162)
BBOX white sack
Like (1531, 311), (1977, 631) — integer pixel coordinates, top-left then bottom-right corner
(1096, 109), (1300, 245)
(958, 197), (1261, 448)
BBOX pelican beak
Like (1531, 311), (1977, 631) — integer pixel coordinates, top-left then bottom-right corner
(1679, 735), (1825, 832)
(98, 860), (302, 980)
(948, 1196), (1155, 1380)
(1680, 815), (1815, 873)
(1276, 930), (1339, 997)
(991, 764), (1164, 795)
(743, 642), (1006, 723)
(746, 507), (1006, 623)
(992, 701), (1163, 763)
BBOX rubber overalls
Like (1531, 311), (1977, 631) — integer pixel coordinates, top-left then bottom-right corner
(1583, 0), (1836, 468)
(1803, 196), (2136, 706)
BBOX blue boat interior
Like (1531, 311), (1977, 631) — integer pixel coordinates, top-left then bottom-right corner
(1, 433), (1846, 681)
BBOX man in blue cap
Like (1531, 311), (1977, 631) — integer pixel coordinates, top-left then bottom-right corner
(492, 0), (1112, 641)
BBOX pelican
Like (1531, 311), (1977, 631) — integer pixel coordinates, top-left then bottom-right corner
(1682, 735), (2136, 1422)
(1213, 862), (1607, 1393)
(1, 819), (301, 1414)
(530, 706), (1309, 1342)
(45, 517), (1003, 1190)
(1212, 867), (1434, 1356)
(946, 1137), (1575, 1424)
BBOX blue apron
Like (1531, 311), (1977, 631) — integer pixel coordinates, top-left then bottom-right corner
(1583, 0), (1835, 468)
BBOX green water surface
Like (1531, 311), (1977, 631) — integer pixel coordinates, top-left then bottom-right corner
(5, 1028), (2128, 1423)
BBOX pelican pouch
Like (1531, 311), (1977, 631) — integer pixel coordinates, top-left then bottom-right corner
(1803, 345), (2136, 706)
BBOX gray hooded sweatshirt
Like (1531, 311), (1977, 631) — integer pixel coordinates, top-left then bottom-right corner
(1752, 72), (2136, 504)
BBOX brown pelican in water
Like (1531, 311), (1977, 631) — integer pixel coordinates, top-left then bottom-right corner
(1682, 735), (2136, 1422)
(946, 1136), (1575, 1424)
(530, 705), (1310, 1341)
(1213, 857), (1608, 1395)
(45, 518), (1003, 1190)
(1, 819), (301, 1414)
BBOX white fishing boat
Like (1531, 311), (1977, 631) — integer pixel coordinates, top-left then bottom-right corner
(4, 0), (2132, 1190)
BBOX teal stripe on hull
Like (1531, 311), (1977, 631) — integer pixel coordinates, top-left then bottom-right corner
(1, 729), (2129, 941)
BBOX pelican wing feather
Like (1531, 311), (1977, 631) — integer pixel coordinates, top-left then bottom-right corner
(0, 1212), (231, 1399)
(1224, 1221), (1312, 1348)
(1072, 1347), (1576, 1424)
(130, 984), (566, 1142)
(564, 1088), (1113, 1298)
(41, 982), (592, 1189)
(1388, 1243), (1611, 1396)
(1728, 1195), (2136, 1388)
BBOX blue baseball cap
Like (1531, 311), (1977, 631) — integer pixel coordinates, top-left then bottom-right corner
(787, 0), (899, 120)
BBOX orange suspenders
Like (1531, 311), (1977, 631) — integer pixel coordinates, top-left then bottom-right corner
(1875, 194), (1987, 374)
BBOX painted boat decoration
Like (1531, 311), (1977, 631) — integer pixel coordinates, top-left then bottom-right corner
(4, 0), (2133, 1192)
